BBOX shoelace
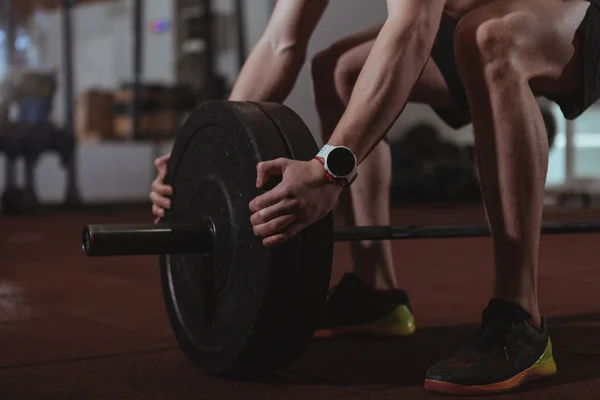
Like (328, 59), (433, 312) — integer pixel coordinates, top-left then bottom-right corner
(473, 315), (518, 359)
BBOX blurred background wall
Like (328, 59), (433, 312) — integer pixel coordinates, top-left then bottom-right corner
(0, 0), (598, 206)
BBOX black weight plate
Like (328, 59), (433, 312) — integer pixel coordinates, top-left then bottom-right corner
(252, 102), (334, 359)
(159, 100), (331, 378)
(250, 102), (334, 369)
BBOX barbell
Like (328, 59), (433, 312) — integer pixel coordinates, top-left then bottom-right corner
(82, 100), (600, 379)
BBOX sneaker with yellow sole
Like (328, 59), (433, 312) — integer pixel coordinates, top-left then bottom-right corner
(313, 273), (416, 339)
(424, 299), (557, 396)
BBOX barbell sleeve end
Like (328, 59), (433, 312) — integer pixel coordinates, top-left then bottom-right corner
(82, 223), (214, 257)
(82, 225), (94, 256)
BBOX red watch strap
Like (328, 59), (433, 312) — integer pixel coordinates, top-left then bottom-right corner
(314, 157), (347, 187)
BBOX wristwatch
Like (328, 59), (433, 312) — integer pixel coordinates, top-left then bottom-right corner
(315, 145), (358, 187)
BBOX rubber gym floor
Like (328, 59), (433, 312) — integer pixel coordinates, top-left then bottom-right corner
(1, 203), (599, 400)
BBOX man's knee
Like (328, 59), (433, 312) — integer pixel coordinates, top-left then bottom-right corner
(454, 13), (533, 83)
(333, 52), (360, 102)
(310, 47), (358, 103)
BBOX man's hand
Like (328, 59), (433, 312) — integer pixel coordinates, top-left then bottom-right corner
(150, 153), (173, 223)
(249, 158), (343, 247)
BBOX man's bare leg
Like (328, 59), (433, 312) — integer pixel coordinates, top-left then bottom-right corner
(311, 30), (454, 290)
(454, 0), (589, 324)
(424, 1), (591, 394)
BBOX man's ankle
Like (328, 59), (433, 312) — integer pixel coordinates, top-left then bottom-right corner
(491, 294), (541, 325)
(351, 270), (397, 291)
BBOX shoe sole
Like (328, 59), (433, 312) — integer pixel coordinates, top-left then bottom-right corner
(424, 338), (557, 396)
(313, 305), (416, 339)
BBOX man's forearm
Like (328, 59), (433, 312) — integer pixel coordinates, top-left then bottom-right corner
(327, 3), (444, 163)
(229, 40), (306, 103)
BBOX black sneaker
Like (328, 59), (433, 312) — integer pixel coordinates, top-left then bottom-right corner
(313, 273), (416, 339)
(424, 299), (557, 395)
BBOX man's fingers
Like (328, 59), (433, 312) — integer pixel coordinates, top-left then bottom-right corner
(256, 158), (288, 188)
(152, 179), (173, 196)
(155, 153), (171, 179)
(262, 222), (304, 247)
(152, 153), (172, 222)
(154, 153), (170, 166)
(250, 198), (301, 225)
(157, 165), (168, 180)
(249, 183), (292, 213)
(152, 204), (165, 218)
(150, 191), (171, 210)
(252, 214), (297, 238)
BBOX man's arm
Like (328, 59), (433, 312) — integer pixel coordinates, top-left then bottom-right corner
(327, 0), (446, 163)
(229, 0), (329, 102)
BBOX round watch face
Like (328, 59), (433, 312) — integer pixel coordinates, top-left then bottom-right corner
(327, 147), (356, 177)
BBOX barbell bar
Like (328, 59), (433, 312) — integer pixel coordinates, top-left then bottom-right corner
(82, 220), (600, 257)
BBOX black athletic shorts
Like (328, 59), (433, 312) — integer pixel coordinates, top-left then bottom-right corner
(429, 1), (600, 130)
